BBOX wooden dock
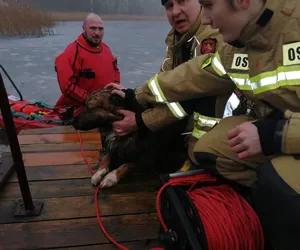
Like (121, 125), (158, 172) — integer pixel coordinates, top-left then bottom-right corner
(0, 126), (162, 250)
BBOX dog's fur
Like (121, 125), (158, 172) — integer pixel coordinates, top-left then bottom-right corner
(72, 87), (187, 188)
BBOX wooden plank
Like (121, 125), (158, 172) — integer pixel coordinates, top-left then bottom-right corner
(8, 164), (93, 182)
(0, 153), (14, 191)
(0, 214), (159, 250)
(44, 241), (157, 250)
(22, 151), (99, 166)
(4, 143), (99, 153)
(0, 192), (156, 223)
(18, 133), (101, 145)
(7, 164), (156, 183)
(0, 178), (160, 200)
(18, 126), (97, 135)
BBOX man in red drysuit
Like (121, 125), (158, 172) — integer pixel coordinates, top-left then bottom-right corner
(54, 13), (120, 119)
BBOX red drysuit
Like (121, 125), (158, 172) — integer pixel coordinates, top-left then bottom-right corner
(54, 34), (120, 111)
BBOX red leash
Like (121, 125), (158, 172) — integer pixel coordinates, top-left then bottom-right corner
(77, 130), (164, 250)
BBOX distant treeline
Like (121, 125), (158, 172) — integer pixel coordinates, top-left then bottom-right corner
(17, 0), (165, 16)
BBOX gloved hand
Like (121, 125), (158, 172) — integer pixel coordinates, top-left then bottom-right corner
(105, 83), (143, 113)
(123, 88), (145, 113)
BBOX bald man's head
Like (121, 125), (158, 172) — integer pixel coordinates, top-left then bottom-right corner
(83, 13), (103, 26)
(82, 13), (104, 46)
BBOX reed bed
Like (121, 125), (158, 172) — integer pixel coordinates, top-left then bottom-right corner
(50, 11), (166, 22)
(0, 3), (55, 37)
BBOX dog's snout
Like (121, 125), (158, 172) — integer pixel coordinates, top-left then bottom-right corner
(71, 113), (92, 131)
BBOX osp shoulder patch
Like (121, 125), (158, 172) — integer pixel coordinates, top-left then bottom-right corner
(283, 42), (300, 66)
(201, 38), (217, 54)
(231, 53), (249, 70)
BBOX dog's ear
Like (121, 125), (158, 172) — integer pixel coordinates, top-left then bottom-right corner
(72, 108), (123, 131)
(92, 108), (123, 123)
(86, 89), (111, 109)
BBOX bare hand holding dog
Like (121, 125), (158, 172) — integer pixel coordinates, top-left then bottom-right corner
(113, 109), (137, 136)
(228, 122), (262, 159)
(105, 82), (126, 98)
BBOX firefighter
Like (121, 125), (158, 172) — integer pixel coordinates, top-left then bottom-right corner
(112, 0), (300, 248)
(54, 13), (120, 119)
(111, 0), (233, 168)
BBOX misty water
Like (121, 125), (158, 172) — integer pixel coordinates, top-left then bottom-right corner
(0, 20), (171, 105)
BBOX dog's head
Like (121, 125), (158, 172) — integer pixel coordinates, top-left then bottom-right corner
(72, 87), (126, 131)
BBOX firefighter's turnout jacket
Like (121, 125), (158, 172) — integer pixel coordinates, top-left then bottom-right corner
(140, 10), (231, 143)
(136, 0), (300, 156)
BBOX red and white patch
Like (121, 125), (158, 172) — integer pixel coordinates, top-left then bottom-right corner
(201, 38), (217, 54)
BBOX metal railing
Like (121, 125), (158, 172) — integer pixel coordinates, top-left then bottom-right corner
(0, 71), (42, 216)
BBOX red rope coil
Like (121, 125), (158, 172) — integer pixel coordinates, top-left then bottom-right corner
(156, 174), (265, 250)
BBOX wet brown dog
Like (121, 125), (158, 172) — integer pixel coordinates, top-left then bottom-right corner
(72, 87), (187, 188)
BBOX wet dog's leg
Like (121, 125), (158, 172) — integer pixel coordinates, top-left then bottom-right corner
(100, 163), (136, 189)
(91, 154), (110, 186)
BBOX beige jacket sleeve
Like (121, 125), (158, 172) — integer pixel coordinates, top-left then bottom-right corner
(139, 40), (234, 131)
(141, 104), (180, 131)
(136, 53), (234, 106)
(282, 110), (300, 154)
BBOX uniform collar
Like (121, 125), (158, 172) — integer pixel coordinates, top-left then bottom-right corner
(75, 34), (103, 53)
(230, 0), (297, 50)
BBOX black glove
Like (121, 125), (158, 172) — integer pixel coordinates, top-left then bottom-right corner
(123, 88), (144, 113)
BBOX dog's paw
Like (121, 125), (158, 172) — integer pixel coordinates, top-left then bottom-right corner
(99, 170), (119, 189)
(91, 168), (108, 186)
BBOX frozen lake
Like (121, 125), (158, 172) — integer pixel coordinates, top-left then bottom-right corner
(0, 20), (171, 105)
